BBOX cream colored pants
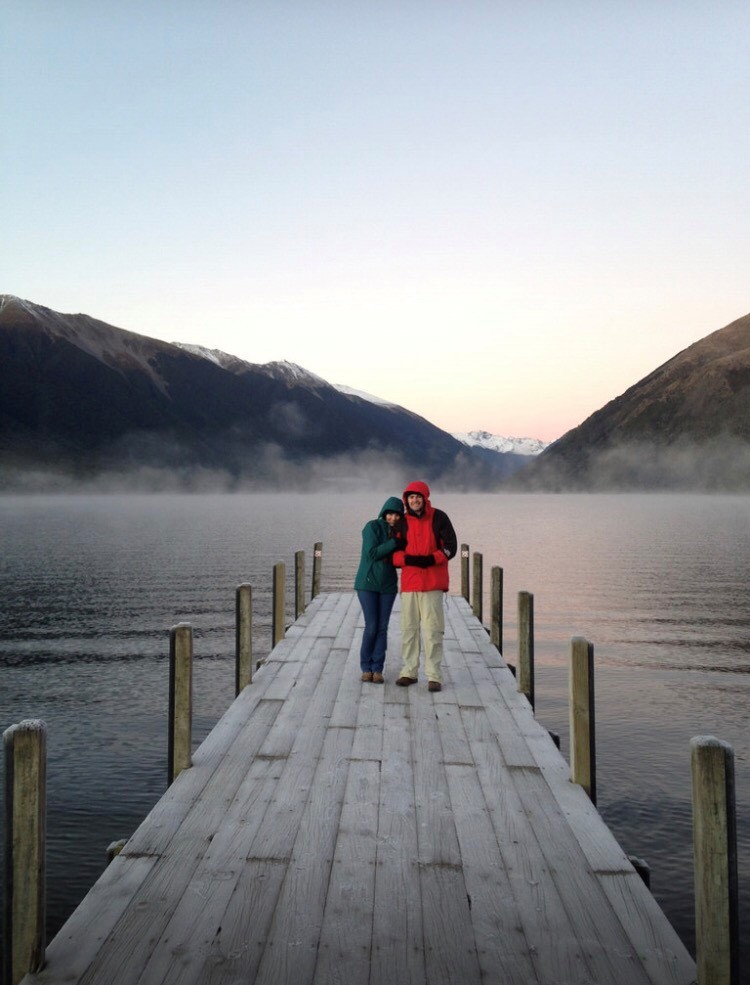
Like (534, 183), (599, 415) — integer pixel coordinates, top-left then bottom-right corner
(399, 590), (445, 683)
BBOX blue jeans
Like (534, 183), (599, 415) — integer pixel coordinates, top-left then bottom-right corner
(357, 590), (397, 673)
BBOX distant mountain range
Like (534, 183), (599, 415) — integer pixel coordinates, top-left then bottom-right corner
(0, 296), (531, 491)
(510, 311), (750, 491)
(453, 430), (549, 457)
(5, 296), (748, 492)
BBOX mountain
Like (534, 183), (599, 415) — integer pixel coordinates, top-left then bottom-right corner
(453, 430), (549, 457)
(510, 311), (750, 491)
(0, 296), (526, 491)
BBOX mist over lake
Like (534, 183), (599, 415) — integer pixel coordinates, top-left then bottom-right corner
(1, 491), (748, 967)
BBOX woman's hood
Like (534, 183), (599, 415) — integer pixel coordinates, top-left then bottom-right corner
(379, 496), (405, 519)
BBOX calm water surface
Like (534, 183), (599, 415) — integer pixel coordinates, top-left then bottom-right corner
(1, 492), (748, 972)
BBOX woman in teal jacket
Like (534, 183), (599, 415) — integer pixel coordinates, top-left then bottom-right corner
(354, 496), (404, 682)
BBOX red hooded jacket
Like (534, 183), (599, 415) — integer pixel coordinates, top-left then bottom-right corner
(392, 481), (457, 592)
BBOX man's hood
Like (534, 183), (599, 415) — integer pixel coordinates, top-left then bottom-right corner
(403, 480), (431, 514)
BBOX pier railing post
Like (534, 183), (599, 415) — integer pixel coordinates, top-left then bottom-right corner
(295, 550), (306, 619)
(273, 561), (286, 646)
(517, 591), (535, 709)
(168, 623), (193, 785)
(490, 565), (503, 653)
(569, 636), (596, 804)
(691, 736), (739, 985)
(235, 583), (253, 693)
(460, 544), (470, 602)
(3, 719), (47, 985)
(311, 542), (322, 600)
(472, 551), (483, 622)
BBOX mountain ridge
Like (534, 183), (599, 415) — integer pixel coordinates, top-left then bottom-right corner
(510, 310), (750, 490)
(0, 295), (527, 491)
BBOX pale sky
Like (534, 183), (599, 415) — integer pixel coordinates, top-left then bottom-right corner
(3, 2), (749, 442)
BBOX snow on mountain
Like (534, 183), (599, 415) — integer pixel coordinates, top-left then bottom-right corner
(173, 346), (328, 388)
(173, 342), (253, 373)
(262, 360), (329, 388)
(453, 430), (549, 456)
(334, 384), (399, 408)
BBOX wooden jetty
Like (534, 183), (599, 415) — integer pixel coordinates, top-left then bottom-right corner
(16, 592), (696, 985)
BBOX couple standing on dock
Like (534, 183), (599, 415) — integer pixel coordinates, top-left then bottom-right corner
(354, 480), (457, 692)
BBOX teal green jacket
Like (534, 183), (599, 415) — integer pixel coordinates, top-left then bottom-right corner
(353, 497), (404, 594)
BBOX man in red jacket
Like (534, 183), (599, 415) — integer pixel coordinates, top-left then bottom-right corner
(391, 480), (457, 691)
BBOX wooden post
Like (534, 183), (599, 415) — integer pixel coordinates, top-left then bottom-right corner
(569, 636), (596, 804)
(168, 623), (193, 785)
(295, 550), (306, 619)
(517, 591), (535, 710)
(273, 561), (286, 647)
(311, 542), (323, 599)
(691, 736), (739, 985)
(235, 583), (253, 694)
(3, 719), (47, 985)
(490, 565), (503, 653)
(106, 839), (128, 865)
(472, 551), (483, 621)
(460, 544), (470, 602)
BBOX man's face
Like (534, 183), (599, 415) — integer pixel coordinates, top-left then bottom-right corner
(407, 493), (425, 513)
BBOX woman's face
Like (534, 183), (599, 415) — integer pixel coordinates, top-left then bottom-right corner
(384, 511), (401, 527)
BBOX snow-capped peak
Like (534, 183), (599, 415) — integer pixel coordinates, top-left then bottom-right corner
(453, 430), (549, 456)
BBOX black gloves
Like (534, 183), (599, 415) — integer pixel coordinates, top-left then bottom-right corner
(404, 554), (436, 568)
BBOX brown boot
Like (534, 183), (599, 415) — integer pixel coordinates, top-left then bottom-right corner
(372, 672), (384, 684)
(395, 676), (418, 686)
(361, 672), (373, 682)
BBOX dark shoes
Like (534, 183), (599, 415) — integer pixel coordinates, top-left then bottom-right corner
(395, 676), (418, 687)
(428, 681), (442, 692)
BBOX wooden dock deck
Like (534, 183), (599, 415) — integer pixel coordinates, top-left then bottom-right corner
(23, 592), (696, 985)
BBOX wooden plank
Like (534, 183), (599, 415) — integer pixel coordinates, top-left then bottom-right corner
(124, 696), (284, 857)
(21, 856), (157, 985)
(460, 703), (599, 984)
(596, 872), (697, 985)
(257, 638), (344, 759)
(252, 726), (356, 985)
(410, 685), (482, 984)
(507, 766), (654, 985)
(445, 763), (539, 983)
(76, 700), (286, 985)
(370, 701), (425, 985)
(312, 759), (381, 984)
(127, 757), (282, 985)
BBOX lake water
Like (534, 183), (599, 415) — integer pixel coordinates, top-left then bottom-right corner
(1, 492), (748, 973)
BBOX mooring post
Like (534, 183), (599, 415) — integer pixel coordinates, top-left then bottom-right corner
(295, 550), (306, 619)
(235, 583), (253, 693)
(168, 622), (193, 785)
(3, 719), (47, 985)
(460, 544), (470, 603)
(490, 565), (503, 653)
(569, 636), (596, 804)
(311, 542), (323, 600)
(691, 735), (739, 985)
(472, 551), (483, 622)
(517, 591), (535, 710)
(273, 561), (286, 646)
